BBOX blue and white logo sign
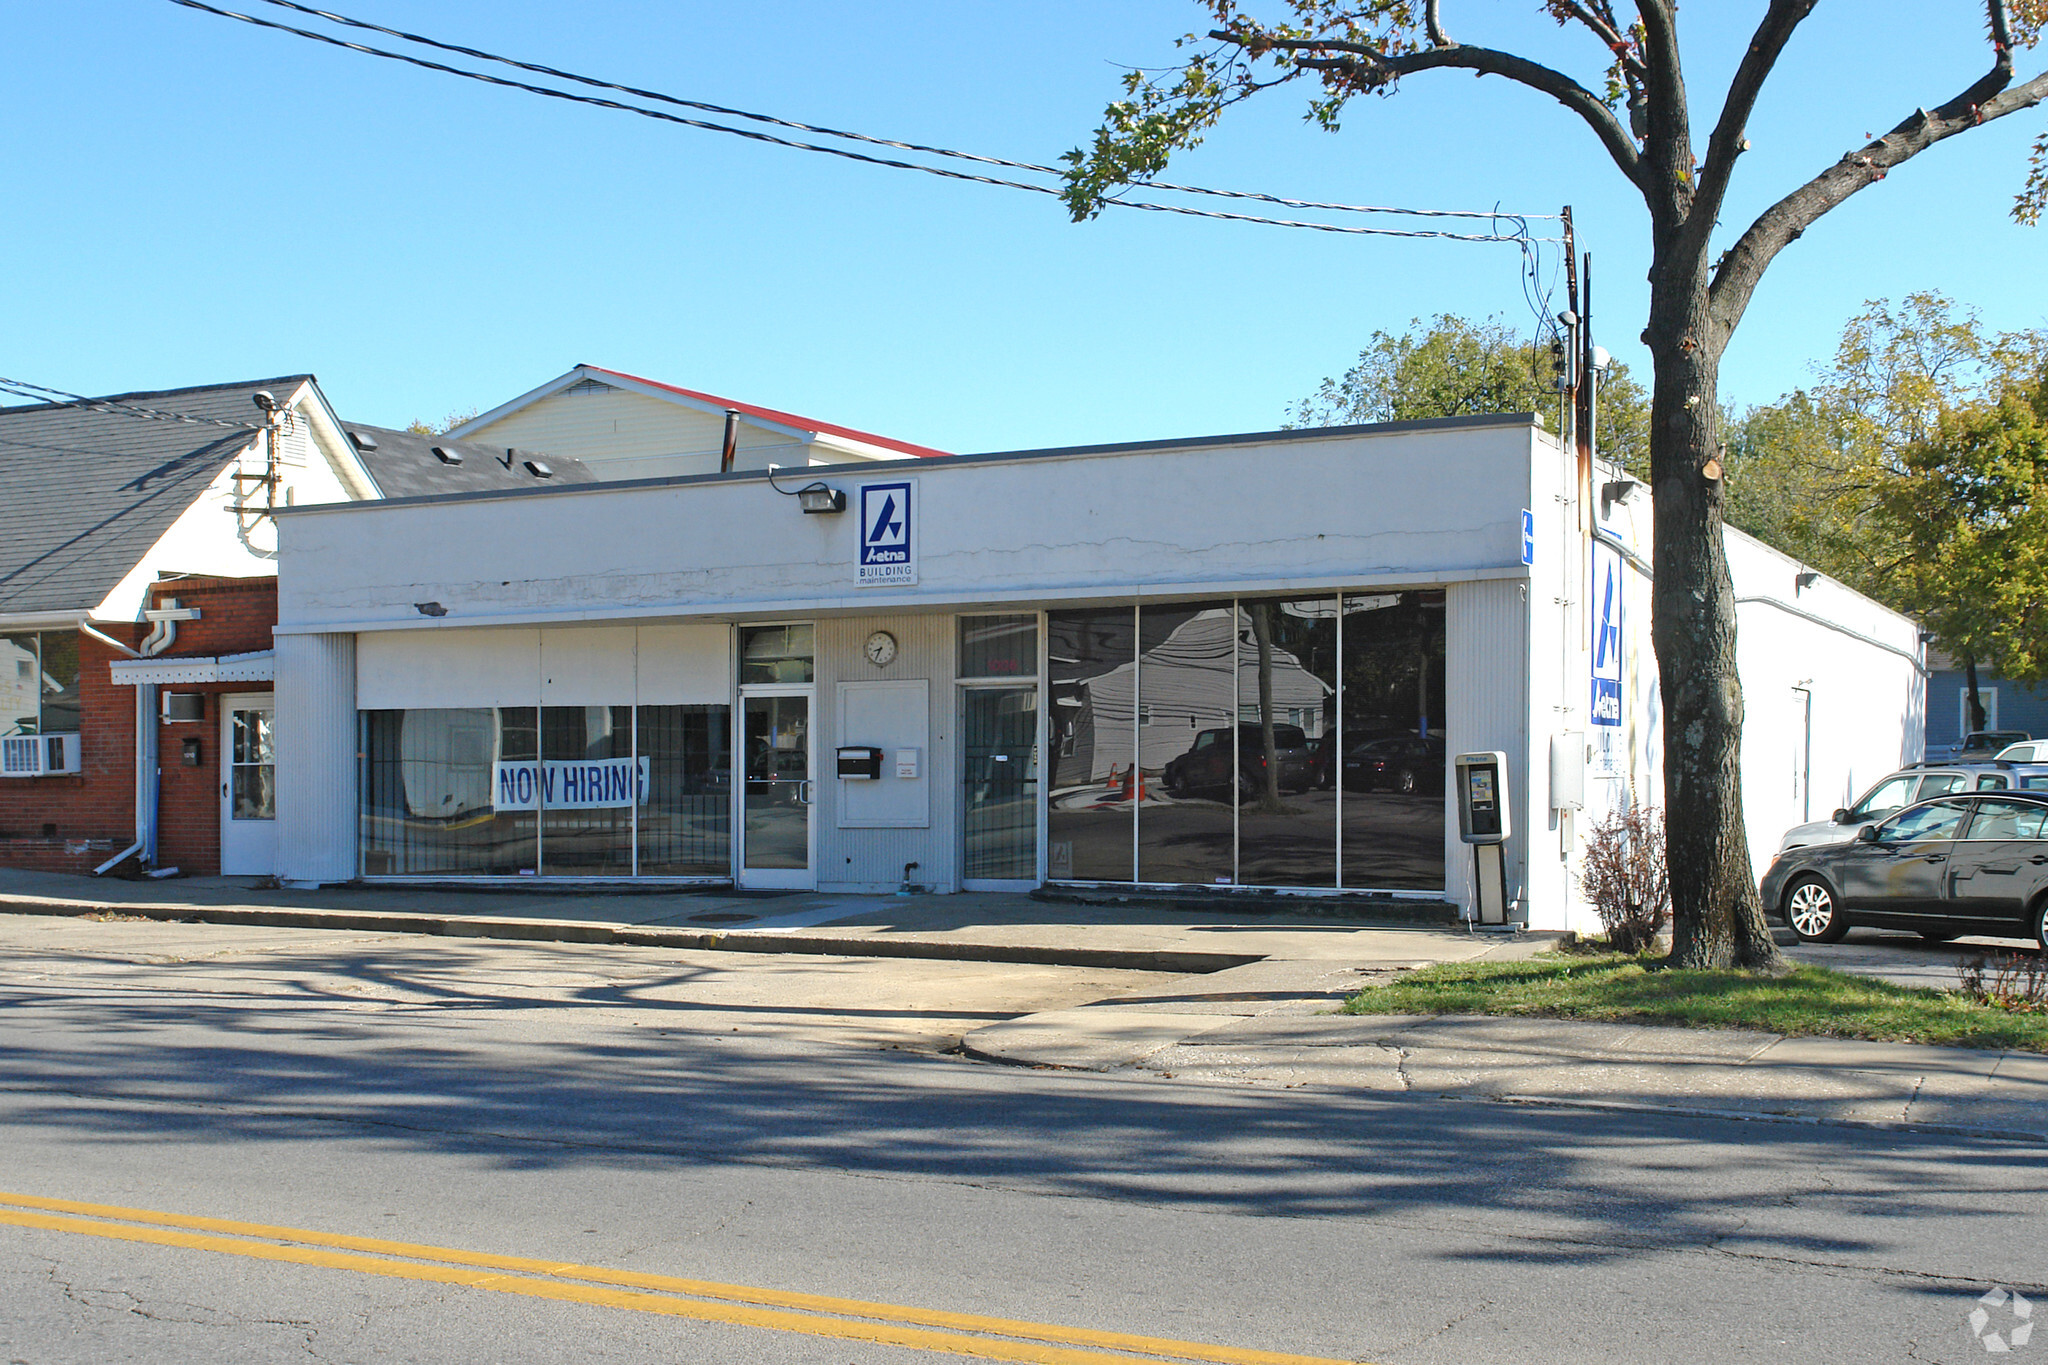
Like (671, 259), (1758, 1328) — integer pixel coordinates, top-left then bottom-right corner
(1520, 509), (1535, 566)
(1590, 542), (1624, 727)
(857, 479), (917, 586)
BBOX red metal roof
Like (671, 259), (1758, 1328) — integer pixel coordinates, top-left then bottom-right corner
(581, 366), (952, 460)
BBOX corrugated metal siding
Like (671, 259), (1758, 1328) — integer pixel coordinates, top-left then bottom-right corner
(1445, 579), (1529, 916)
(812, 613), (957, 891)
(276, 632), (356, 883)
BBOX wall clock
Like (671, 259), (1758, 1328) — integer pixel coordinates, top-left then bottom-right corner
(864, 630), (898, 666)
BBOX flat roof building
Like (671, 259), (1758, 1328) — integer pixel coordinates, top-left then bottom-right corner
(268, 413), (1924, 930)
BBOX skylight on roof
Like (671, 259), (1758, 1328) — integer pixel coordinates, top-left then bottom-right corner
(432, 446), (462, 465)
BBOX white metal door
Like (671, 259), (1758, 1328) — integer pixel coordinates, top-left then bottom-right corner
(737, 688), (814, 889)
(220, 693), (276, 876)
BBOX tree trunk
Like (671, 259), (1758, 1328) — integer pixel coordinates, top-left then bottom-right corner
(1647, 268), (1786, 973)
(1964, 656), (1986, 734)
(1250, 603), (1282, 809)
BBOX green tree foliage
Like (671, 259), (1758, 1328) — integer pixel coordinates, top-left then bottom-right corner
(1290, 314), (1652, 476)
(1724, 294), (2046, 598)
(1872, 376), (2048, 691)
(1061, 3), (2048, 973)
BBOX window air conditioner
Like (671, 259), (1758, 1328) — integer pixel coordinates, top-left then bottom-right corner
(0, 733), (81, 777)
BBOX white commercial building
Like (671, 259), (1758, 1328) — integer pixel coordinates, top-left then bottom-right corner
(270, 413), (1924, 931)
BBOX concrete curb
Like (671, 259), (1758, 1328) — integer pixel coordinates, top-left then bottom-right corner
(961, 1042), (2048, 1144)
(0, 896), (1258, 975)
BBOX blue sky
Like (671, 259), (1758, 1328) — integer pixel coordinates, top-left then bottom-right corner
(5, 2), (2044, 453)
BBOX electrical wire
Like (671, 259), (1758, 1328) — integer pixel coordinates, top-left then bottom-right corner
(0, 376), (262, 431)
(244, 0), (1559, 227)
(164, 0), (1560, 246)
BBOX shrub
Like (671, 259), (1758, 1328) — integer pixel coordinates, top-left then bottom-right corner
(1580, 803), (1670, 954)
(1956, 953), (2048, 1013)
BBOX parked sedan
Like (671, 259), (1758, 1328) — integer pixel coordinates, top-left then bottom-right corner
(1760, 791), (2048, 948)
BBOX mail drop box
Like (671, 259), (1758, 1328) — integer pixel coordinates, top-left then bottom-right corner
(836, 746), (884, 781)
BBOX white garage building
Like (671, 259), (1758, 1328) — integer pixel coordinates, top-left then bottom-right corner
(268, 413), (1924, 931)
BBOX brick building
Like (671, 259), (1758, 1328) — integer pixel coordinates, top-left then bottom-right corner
(1, 379), (593, 878)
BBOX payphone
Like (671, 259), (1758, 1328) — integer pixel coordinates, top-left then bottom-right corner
(1454, 751), (1520, 928)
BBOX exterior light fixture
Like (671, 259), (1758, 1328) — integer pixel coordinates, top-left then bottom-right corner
(1795, 570), (1820, 592)
(796, 481), (846, 514)
(1599, 479), (1641, 516)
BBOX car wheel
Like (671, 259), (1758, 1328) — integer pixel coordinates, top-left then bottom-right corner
(1394, 767), (1418, 796)
(1163, 768), (1186, 798)
(1785, 877), (1847, 943)
(2033, 894), (2048, 954)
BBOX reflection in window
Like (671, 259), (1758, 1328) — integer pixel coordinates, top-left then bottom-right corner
(360, 707), (539, 875)
(1140, 603), (1235, 884)
(959, 615), (1037, 680)
(1046, 592), (1445, 892)
(739, 624), (814, 684)
(1237, 600), (1337, 888)
(0, 631), (81, 737)
(1046, 608), (1136, 882)
(540, 705), (634, 875)
(637, 705), (732, 875)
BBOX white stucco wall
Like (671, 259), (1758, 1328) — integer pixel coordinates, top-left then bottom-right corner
(276, 421), (1545, 636)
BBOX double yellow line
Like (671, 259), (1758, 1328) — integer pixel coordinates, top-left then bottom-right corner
(0, 1191), (1360, 1364)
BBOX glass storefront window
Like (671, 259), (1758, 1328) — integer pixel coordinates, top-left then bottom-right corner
(0, 630), (81, 736)
(1340, 591), (1447, 891)
(1139, 603), (1236, 884)
(740, 624), (814, 684)
(959, 615), (1037, 680)
(361, 703), (734, 878)
(360, 707), (539, 876)
(1046, 592), (1445, 892)
(637, 704), (732, 875)
(1046, 608), (1137, 882)
(539, 705), (635, 875)
(1237, 599), (1337, 889)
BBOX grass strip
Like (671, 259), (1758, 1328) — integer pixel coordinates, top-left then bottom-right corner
(1342, 953), (2048, 1052)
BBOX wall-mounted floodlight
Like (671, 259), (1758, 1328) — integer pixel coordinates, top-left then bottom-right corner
(1599, 478), (1641, 517)
(1795, 570), (1820, 593)
(796, 481), (846, 514)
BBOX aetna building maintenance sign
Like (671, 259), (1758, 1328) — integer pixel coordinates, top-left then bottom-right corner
(857, 479), (917, 586)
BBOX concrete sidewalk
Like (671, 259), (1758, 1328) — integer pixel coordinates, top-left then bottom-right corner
(7, 867), (2044, 1142)
(963, 958), (2048, 1142)
(0, 867), (1517, 974)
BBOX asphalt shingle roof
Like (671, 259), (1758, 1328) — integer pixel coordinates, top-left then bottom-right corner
(0, 377), (301, 618)
(341, 423), (594, 498)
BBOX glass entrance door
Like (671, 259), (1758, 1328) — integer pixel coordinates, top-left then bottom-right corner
(220, 693), (276, 876)
(962, 686), (1038, 884)
(740, 691), (813, 887)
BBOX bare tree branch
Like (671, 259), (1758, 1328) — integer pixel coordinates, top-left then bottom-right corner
(1254, 34), (1644, 186)
(1682, 1), (1819, 265)
(1709, 57), (2048, 345)
(1551, 0), (1646, 77)
(1424, 0), (1451, 49)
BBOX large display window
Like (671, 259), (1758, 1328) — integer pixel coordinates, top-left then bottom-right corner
(358, 703), (731, 877)
(1046, 591), (1444, 892)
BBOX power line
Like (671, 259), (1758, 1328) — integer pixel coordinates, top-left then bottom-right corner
(0, 376), (262, 431)
(243, 0), (1558, 228)
(164, 0), (1559, 246)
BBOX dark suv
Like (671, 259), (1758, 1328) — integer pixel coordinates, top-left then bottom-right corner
(1162, 724), (1314, 798)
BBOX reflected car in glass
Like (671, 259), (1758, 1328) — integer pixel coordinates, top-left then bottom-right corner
(1343, 734), (1446, 796)
(1160, 724), (1313, 799)
(1760, 791), (2048, 948)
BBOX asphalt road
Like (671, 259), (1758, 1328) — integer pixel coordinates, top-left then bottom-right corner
(2, 915), (2044, 1364)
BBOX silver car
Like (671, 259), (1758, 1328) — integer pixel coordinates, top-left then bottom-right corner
(1776, 763), (2042, 854)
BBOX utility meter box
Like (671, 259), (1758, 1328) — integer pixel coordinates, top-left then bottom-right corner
(1454, 751), (1511, 844)
(836, 746), (883, 781)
